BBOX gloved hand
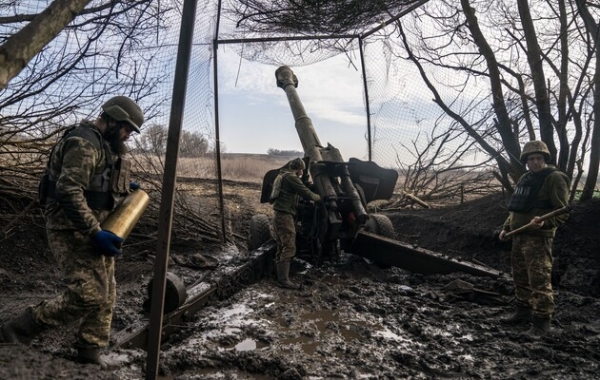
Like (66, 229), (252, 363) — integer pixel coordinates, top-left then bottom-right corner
(130, 182), (140, 190)
(312, 194), (321, 202)
(499, 230), (512, 242)
(91, 230), (124, 257)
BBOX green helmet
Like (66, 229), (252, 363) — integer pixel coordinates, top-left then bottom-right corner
(289, 157), (306, 171)
(101, 96), (144, 133)
(520, 140), (550, 163)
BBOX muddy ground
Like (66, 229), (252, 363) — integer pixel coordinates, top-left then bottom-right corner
(1, 184), (599, 380)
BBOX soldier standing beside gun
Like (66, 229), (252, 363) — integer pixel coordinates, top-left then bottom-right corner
(271, 158), (321, 289)
(0, 96), (143, 368)
(499, 140), (570, 338)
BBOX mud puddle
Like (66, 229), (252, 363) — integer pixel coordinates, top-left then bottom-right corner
(154, 255), (600, 379)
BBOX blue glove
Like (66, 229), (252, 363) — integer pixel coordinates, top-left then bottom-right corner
(130, 182), (140, 190)
(91, 230), (124, 257)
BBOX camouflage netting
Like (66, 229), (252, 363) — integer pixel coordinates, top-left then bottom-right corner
(0, 0), (495, 242)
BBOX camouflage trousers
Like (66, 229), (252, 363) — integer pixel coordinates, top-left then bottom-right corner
(511, 234), (554, 318)
(30, 229), (116, 348)
(273, 211), (296, 262)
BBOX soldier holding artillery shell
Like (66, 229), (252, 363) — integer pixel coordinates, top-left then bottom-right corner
(0, 96), (145, 368)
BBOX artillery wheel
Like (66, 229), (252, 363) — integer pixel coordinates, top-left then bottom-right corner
(249, 214), (272, 251)
(364, 214), (395, 269)
(364, 214), (396, 239)
(144, 272), (188, 314)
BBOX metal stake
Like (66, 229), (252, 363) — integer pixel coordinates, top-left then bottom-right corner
(145, 0), (198, 378)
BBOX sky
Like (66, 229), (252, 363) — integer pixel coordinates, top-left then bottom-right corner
(2, 1), (464, 169)
(1, 1), (381, 164)
(215, 48), (371, 161)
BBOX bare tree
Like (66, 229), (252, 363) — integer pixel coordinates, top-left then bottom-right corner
(0, 0), (174, 192)
(138, 125), (209, 158)
(228, 0), (600, 201)
(389, 0), (600, 198)
(397, 116), (500, 202)
(574, 0), (600, 200)
(0, 0), (92, 90)
(180, 130), (209, 158)
(139, 124), (169, 156)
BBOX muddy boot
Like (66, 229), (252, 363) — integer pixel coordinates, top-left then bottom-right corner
(0, 309), (46, 345)
(500, 305), (532, 325)
(522, 316), (551, 339)
(276, 259), (299, 290)
(77, 347), (118, 370)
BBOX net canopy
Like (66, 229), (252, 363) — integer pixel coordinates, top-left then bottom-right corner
(3, 0), (535, 241)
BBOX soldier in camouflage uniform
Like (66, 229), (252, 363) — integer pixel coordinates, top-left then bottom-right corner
(271, 158), (321, 289)
(499, 140), (570, 338)
(0, 96), (143, 368)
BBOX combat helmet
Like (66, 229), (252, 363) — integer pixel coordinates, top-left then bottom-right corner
(102, 96), (144, 133)
(289, 158), (306, 171)
(520, 140), (550, 163)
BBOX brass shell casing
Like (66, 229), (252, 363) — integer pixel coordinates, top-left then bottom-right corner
(101, 189), (150, 240)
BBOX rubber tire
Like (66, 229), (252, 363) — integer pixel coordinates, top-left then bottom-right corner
(363, 214), (395, 269)
(249, 214), (272, 251)
(145, 272), (188, 314)
(364, 214), (395, 239)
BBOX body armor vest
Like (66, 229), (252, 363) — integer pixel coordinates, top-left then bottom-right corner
(507, 168), (556, 212)
(39, 124), (119, 210)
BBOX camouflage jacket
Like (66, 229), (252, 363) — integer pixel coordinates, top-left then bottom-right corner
(272, 170), (320, 216)
(44, 121), (128, 236)
(503, 168), (570, 237)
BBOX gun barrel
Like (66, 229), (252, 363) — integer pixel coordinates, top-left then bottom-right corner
(275, 65), (368, 224)
(275, 66), (323, 162)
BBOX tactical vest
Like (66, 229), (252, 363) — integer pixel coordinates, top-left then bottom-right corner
(38, 123), (127, 210)
(270, 172), (292, 204)
(507, 168), (556, 212)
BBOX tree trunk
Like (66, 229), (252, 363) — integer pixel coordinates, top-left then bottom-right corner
(461, 0), (523, 181)
(581, 54), (600, 201)
(517, 0), (557, 164)
(576, 0), (600, 201)
(555, 0), (571, 173)
(0, 0), (92, 90)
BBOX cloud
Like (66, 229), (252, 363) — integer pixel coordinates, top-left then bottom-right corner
(218, 49), (366, 126)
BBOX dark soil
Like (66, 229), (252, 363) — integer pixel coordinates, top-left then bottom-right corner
(1, 189), (599, 380)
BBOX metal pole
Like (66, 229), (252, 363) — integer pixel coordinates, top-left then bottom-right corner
(214, 0), (227, 243)
(145, 0), (198, 378)
(358, 37), (372, 161)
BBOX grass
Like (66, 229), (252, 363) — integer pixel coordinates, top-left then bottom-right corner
(571, 189), (600, 201)
(131, 153), (292, 184)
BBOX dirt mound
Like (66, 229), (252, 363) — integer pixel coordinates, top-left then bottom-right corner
(1, 190), (599, 379)
(387, 193), (600, 297)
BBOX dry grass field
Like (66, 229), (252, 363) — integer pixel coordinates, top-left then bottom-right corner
(131, 153), (291, 184)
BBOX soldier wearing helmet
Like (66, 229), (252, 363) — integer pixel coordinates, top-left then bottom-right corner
(499, 140), (570, 338)
(0, 96), (144, 368)
(102, 95), (144, 134)
(519, 140), (551, 165)
(270, 157), (321, 289)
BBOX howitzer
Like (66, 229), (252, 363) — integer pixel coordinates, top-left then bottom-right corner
(253, 66), (399, 260)
(250, 66), (506, 280)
